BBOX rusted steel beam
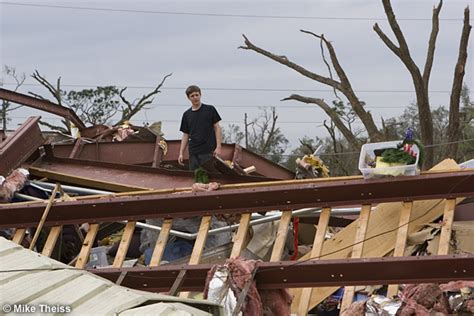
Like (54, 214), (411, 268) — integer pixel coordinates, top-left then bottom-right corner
(25, 156), (270, 192)
(0, 117), (44, 175)
(48, 141), (295, 179)
(162, 141), (296, 179)
(1, 170), (473, 228)
(0, 88), (86, 130)
(47, 142), (157, 165)
(90, 254), (474, 292)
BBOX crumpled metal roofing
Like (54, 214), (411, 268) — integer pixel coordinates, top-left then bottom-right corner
(0, 238), (222, 315)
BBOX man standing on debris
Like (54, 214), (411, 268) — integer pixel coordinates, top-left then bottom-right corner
(178, 85), (223, 170)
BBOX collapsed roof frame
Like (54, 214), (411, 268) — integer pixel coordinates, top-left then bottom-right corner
(46, 141), (295, 180)
(1, 169), (473, 228)
(0, 88), (86, 130)
(0, 116), (44, 175)
(92, 254), (474, 292)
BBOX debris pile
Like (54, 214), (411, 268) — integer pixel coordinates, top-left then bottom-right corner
(342, 282), (474, 315)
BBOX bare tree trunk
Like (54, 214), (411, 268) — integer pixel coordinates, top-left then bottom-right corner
(282, 94), (360, 150)
(446, 7), (472, 158)
(373, 0), (442, 169)
(30, 70), (72, 133)
(261, 108), (278, 153)
(240, 33), (383, 145)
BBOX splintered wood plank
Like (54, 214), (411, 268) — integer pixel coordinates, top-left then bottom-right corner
(12, 228), (26, 244)
(270, 210), (293, 262)
(297, 207), (331, 316)
(152, 136), (163, 167)
(437, 198), (456, 255)
(75, 223), (99, 269)
(149, 219), (173, 267)
(29, 184), (60, 250)
(41, 226), (62, 257)
(230, 213), (252, 259)
(387, 201), (413, 298)
(340, 204), (372, 313)
(113, 221), (137, 268)
(179, 215), (212, 298)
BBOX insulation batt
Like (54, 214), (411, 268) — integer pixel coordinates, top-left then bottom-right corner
(204, 257), (292, 315)
(0, 168), (29, 202)
(341, 300), (366, 316)
(191, 182), (220, 192)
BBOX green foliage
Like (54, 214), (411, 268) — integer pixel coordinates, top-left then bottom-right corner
(66, 86), (120, 126)
(380, 147), (417, 165)
(194, 167), (209, 184)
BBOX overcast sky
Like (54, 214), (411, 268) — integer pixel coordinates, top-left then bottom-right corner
(1, 0), (472, 152)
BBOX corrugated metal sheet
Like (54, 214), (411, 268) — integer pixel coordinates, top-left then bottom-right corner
(0, 238), (222, 315)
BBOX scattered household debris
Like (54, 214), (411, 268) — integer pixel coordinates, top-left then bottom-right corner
(295, 153), (330, 179)
(1, 88), (473, 315)
(204, 257), (293, 315)
(343, 282), (474, 315)
(359, 129), (423, 178)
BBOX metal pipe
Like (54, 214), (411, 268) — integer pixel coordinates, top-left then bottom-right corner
(27, 181), (363, 239)
(14, 193), (43, 201)
(126, 206), (364, 240)
(31, 180), (112, 196)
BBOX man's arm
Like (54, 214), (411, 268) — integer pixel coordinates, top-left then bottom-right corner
(178, 133), (189, 165)
(213, 122), (222, 157)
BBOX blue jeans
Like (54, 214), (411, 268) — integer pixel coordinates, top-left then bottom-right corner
(144, 238), (194, 265)
(189, 152), (213, 171)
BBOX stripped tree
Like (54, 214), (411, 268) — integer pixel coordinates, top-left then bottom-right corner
(1, 66), (26, 131)
(30, 71), (172, 133)
(240, 0), (471, 169)
(445, 7), (471, 157)
(239, 32), (380, 152)
(117, 73), (172, 127)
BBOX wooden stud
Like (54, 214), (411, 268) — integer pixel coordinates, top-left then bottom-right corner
(12, 228), (26, 244)
(75, 223), (99, 269)
(29, 184), (60, 250)
(437, 198), (456, 255)
(69, 138), (83, 158)
(41, 226), (62, 257)
(152, 136), (163, 167)
(169, 270), (187, 296)
(230, 213), (252, 259)
(340, 204), (372, 313)
(290, 160), (463, 313)
(149, 219), (173, 266)
(387, 201), (413, 298)
(179, 215), (212, 298)
(297, 207), (331, 316)
(113, 221), (137, 268)
(270, 210), (293, 262)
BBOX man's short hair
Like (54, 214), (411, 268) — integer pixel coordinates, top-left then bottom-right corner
(186, 85), (201, 97)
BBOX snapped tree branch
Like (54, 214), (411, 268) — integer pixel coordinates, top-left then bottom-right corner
(281, 94), (360, 150)
(117, 73), (172, 126)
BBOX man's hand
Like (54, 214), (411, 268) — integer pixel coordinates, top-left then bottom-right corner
(178, 153), (185, 166)
(213, 146), (222, 157)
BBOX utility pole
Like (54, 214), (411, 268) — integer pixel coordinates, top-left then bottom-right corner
(244, 113), (249, 148)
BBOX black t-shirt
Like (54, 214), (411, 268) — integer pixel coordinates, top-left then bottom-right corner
(180, 103), (222, 155)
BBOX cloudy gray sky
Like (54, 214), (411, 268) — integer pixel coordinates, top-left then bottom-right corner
(1, 0), (472, 152)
